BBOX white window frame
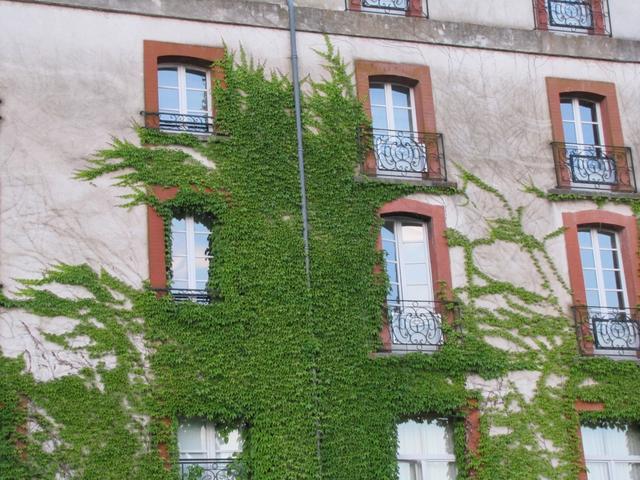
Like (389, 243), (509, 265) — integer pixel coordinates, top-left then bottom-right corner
(581, 425), (640, 480)
(397, 420), (457, 480)
(157, 64), (212, 131)
(178, 420), (242, 460)
(561, 97), (605, 147)
(370, 82), (418, 134)
(171, 216), (212, 291)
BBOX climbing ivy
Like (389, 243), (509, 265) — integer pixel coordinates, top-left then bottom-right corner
(2, 39), (640, 480)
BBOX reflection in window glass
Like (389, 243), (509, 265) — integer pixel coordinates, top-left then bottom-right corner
(582, 425), (640, 480)
(171, 216), (212, 291)
(398, 419), (456, 480)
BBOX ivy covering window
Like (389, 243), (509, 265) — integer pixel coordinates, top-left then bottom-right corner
(581, 424), (640, 479)
(171, 216), (212, 292)
(397, 419), (456, 479)
(177, 419), (242, 479)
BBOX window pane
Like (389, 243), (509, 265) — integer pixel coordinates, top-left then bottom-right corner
(598, 232), (615, 250)
(386, 262), (399, 284)
(585, 462), (610, 480)
(172, 232), (187, 256)
(402, 243), (427, 263)
(388, 283), (400, 303)
(613, 463), (640, 480)
(560, 100), (574, 121)
(383, 240), (397, 263)
(172, 257), (188, 283)
(423, 462), (456, 480)
(626, 425), (640, 455)
(425, 420), (455, 455)
(606, 425), (640, 456)
(403, 264), (429, 286)
(382, 221), (395, 241)
(563, 122), (578, 144)
(186, 69), (207, 89)
(582, 426), (606, 457)
(196, 259), (209, 283)
(583, 269), (598, 290)
(371, 106), (389, 130)
(369, 84), (386, 106)
(600, 250), (618, 269)
(159, 87), (179, 111)
(605, 290), (624, 309)
(398, 461), (419, 480)
(172, 218), (187, 231)
(586, 290), (601, 307)
(398, 421), (423, 456)
(194, 221), (210, 234)
(401, 224), (424, 243)
(391, 85), (411, 108)
(194, 233), (210, 258)
(578, 230), (593, 248)
(602, 270), (622, 291)
(580, 249), (595, 269)
(187, 90), (208, 112)
(178, 420), (206, 455)
(158, 67), (178, 87)
(579, 101), (598, 123)
(582, 123), (600, 146)
(216, 430), (242, 458)
(393, 108), (413, 132)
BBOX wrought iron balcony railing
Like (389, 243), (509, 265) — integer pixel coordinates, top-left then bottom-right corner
(551, 142), (636, 192)
(178, 458), (242, 480)
(383, 300), (457, 352)
(358, 128), (447, 181)
(345, 0), (428, 16)
(574, 306), (640, 357)
(141, 111), (214, 135)
(153, 288), (211, 305)
(534, 0), (611, 36)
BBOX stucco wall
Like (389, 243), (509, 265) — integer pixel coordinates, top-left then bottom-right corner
(1, 0), (640, 392)
(429, 0), (534, 29)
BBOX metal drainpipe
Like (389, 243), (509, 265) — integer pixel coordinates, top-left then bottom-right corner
(287, 0), (323, 477)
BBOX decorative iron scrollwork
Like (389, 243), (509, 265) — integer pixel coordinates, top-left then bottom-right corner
(179, 459), (242, 480)
(547, 0), (593, 29)
(152, 288), (211, 304)
(387, 300), (445, 350)
(574, 306), (640, 356)
(361, 0), (408, 13)
(551, 142), (636, 192)
(141, 111), (214, 134)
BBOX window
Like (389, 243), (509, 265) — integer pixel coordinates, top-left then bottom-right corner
(143, 41), (223, 134)
(177, 419), (242, 479)
(533, 0), (610, 36)
(170, 215), (212, 302)
(382, 216), (443, 350)
(157, 65), (212, 133)
(545, 78), (635, 193)
(581, 424), (640, 479)
(562, 211), (640, 357)
(397, 419), (456, 480)
(370, 82), (426, 178)
(577, 228), (639, 354)
(354, 61), (445, 181)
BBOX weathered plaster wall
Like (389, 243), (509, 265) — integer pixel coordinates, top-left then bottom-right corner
(429, 0), (534, 30)
(1, 0), (640, 422)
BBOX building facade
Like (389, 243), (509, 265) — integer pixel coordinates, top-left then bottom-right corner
(1, 0), (640, 479)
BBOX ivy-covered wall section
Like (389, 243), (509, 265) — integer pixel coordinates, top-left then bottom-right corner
(1, 42), (640, 480)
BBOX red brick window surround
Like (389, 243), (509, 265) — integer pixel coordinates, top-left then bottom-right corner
(355, 60), (443, 180)
(377, 199), (453, 351)
(545, 77), (633, 192)
(147, 186), (179, 291)
(347, 0), (425, 17)
(562, 210), (640, 355)
(143, 40), (224, 130)
(533, 0), (608, 35)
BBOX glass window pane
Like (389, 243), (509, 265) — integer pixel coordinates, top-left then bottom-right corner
(382, 222), (395, 241)
(178, 420), (206, 454)
(383, 240), (397, 263)
(158, 67), (178, 87)
(194, 221), (210, 234)
(172, 257), (188, 282)
(605, 290), (624, 309)
(613, 463), (640, 480)
(159, 88), (179, 111)
(371, 106), (389, 130)
(563, 122), (578, 144)
(403, 264), (429, 286)
(424, 420), (454, 455)
(172, 218), (187, 231)
(398, 421), (423, 456)
(580, 249), (595, 269)
(391, 85), (411, 108)
(398, 461), (419, 480)
(598, 232), (615, 250)
(561, 100), (574, 121)
(585, 462), (610, 480)
(626, 425), (640, 455)
(582, 123), (600, 146)
(586, 290), (601, 307)
(387, 283), (400, 303)
(578, 231), (593, 248)
(369, 84), (386, 106)
(602, 270), (622, 290)
(393, 108), (413, 132)
(196, 258), (209, 282)
(187, 90), (208, 112)
(186, 69), (207, 89)
(172, 232), (187, 257)
(579, 101), (598, 123)
(402, 243), (427, 263)
(423, 462), (456, 480)
(216, 430), (242, 457)
(194, 234), (210, 258)
(600, 250), (618, 270)
(582, 426), (606, 456)
(583, 269), (598, 290)
(401, 224), (424, 243)
(386, 262), (399, 285)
